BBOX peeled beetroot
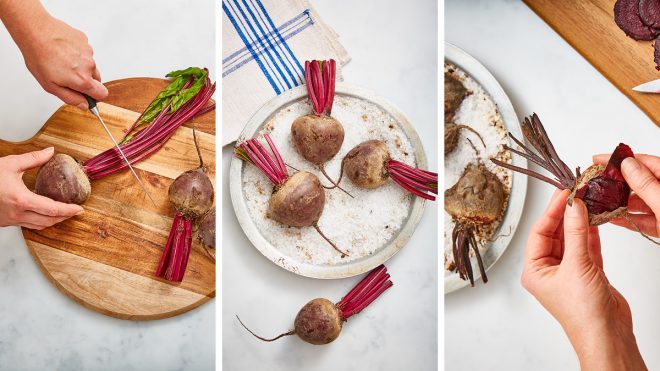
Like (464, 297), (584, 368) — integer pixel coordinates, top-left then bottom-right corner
(238, 264), (393, 345)
(339, 139), (439, 200)
(235, 134), (347, 256)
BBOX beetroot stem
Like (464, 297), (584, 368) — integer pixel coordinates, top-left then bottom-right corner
(235, 136), (289, 186)
(337, 265), (392, 319)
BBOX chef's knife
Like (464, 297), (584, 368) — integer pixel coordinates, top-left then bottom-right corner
(632, 79), (660, 93)
(83, 94), (157, 208)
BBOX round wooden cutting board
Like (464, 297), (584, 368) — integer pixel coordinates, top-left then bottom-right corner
(0, 77), (216, 320)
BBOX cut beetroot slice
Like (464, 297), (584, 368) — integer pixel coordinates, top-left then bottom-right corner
(615, 0), (658, 40)
(640, 0), (660, 28)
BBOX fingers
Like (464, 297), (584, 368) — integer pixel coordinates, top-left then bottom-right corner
(621, 157), (660, 217)
(562, 198), (591, 266)
(610, 215), (659, 238)
(587, 227), (603, 269)
(92, 67), (101, 82)
(19, 211), (69, 229)
(24, 192), (84, 217)
(49, 85), (88, 109)
(9, 147), (55, 172)
(526, 189), (570, 262)
(71, 77), (108, 103)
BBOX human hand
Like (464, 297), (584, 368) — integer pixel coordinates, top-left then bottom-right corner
(521, 190), (646, 371)
(593, 154), (659, 238)
(0, 147), (84, 229)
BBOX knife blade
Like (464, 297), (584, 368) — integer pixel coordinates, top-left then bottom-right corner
(83, 94), (158, 208)
(632, 79), (660, 93)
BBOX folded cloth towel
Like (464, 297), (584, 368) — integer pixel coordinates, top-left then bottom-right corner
(222, 0), (350, 145)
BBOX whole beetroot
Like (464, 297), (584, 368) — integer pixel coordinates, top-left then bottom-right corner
(339, 139), (439, 200)
(34, 154), (91, 204)
(238, 265), (393, 345)
(235, 134), (347, 256)
(445, 164), (506, 285)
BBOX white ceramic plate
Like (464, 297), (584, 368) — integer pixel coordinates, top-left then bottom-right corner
(230, 83), (428, 279)
(444, 42), (528, 293)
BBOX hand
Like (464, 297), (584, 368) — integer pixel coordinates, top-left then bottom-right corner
(521, 190), (646, 371)
(593, 154), (660, 238)
(0, 1), (108, 108)
(0, 147), (84, 229)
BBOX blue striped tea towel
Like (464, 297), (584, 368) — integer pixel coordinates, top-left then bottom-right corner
(222, 0), (350, 145)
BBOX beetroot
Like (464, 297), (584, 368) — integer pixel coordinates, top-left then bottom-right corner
(444, 122), (485, 156)
(235, 134), (347, 256)
(237, 264), (393, 345)
(156, 128), (215, 282)
(492, 113), (658, 244)
(34, 68), (216, 205)
(614, 0), (658, 40)
(339, 140), (438, 200)
(640, 0), (660, 28)
(445, 164), (506, 285)
(198, 209), (215, 250)
(292, 59), (349, 194)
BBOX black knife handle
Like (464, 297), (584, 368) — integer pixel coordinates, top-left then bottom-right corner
(83, 94), (97, 110)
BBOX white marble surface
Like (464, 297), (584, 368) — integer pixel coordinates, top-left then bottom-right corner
(222, 0), (438, 370)
(446, 1), (660, 370)
(0, 1), (215, 370)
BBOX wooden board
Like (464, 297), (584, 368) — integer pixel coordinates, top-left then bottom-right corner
(0, 78), (215, 320)
(525, 0), (660, 127)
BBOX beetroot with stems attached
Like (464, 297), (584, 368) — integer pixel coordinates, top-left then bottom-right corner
(197, 209), (215, 250)
(155, 128), (215, 282)
(291, 59), (349, 194)
(492, 113), (658, 244)
(445, 163), (506, 285)
(237, 264), (393, 345)
(337, 139), (439, 200)
(33, 67), (216, 205)
(235, 134), (347, 256)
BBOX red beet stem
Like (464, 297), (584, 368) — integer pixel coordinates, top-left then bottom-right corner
(83, 78), (216, 179)
(304, 59), (337, 116)
(386, 160), (438, 200)
(337, 265), (393, 319)
(155, 214), (193, 282)
(234, 134), (288, 186)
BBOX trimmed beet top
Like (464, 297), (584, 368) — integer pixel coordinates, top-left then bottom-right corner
(238, 264), (393, 345)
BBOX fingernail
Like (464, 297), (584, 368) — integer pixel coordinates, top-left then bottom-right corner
(621, 157), (639, 173)
(76, 209), (84, 216)
(42, 147), (54, 154)
(77, 103), (88, 110)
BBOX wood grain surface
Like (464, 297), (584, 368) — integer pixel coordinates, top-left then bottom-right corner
(525, 0), (660, 127)
(0, 78), (215, 320)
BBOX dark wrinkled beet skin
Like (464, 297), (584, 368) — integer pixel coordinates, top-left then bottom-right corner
(169, 168), (214, 218)
(268, 171), (325, 227)
(293, 298), (343, 345)
(614, 0), (658, 40)
(445, 164), (505, 225)
(640, 0), (660, 28)
(291, 114), (344, 164)
(35, 154), (91, 204)
(343, 140), (391, 189)
(444, 72), (468, 122)
(198, 209), (215, 249)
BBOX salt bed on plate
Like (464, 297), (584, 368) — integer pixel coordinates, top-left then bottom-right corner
(444, 62), (512, 274)
(241, 94), (417, 266)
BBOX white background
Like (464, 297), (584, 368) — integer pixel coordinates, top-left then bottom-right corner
(0, 1), (215, 370)
(446, 1), (660, 370)
(221, 0), (439, 370)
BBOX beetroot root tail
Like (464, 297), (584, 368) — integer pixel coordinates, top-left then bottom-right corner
(236, 315), (296, 342)
(313, 224), (348, 257)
